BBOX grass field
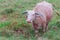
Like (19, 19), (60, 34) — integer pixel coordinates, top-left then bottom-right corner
(0, 0), (60, 40)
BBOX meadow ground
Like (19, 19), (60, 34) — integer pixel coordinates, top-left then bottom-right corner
(0, 0), (60, 40)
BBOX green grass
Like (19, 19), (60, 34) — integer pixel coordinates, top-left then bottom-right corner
(0, 21), (11, 28)
(0, 0), (60, 40)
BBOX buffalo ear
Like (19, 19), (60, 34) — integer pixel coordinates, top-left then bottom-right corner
(35, 13), (39, 15)
(22, 11), (28, 14)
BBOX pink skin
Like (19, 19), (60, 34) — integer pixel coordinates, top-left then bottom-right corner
(33, 1), (53, 32)
(25, 1), (53, 37)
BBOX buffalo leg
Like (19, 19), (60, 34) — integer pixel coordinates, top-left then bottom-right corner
(45, 22), (48, 32)
(33, 23), (39, 38)
(42, 22), (46, 33)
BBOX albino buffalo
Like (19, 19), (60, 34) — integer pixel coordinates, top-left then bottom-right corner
(23, 1), (53, 37)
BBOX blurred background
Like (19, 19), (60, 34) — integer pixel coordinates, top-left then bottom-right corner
(0, 0), (60, 40)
